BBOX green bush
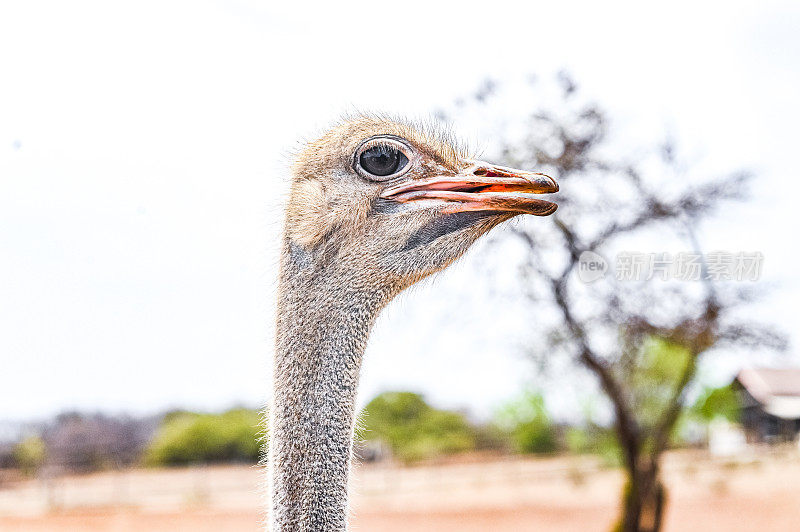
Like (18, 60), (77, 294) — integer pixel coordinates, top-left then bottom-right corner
(494, 391), (557, 454)
(565, 425), (622, 466)
(144, 408), (262, 466)
(12, 435), (46, 476)
(360, 392), (477, 463)
(692, 384), (739, 423)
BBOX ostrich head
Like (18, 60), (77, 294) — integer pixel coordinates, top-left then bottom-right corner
(271, 116), (558, 530)
(284, 115), (558, 290)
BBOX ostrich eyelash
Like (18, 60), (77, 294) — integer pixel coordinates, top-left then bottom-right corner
(356, 136), (413, 156)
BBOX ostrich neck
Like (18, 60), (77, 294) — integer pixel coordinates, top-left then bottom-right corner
(269, 246), (395, 531)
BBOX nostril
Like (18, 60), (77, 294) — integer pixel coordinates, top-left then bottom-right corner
(472, 168), (500, 178)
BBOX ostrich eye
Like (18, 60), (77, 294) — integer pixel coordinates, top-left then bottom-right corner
(359, 145), (409, 178)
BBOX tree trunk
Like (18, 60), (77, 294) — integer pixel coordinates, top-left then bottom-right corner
(618, 457), (666, 532)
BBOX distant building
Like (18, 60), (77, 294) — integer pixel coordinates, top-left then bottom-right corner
(734, 368), (800, 443)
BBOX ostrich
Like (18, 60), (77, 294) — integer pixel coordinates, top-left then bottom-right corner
(269, 115), (558, 531)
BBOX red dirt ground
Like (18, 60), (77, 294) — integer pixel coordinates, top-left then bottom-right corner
(1, 449), (799, 531)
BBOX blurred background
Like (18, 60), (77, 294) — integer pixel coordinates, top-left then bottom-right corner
(1, 1), (799, 531)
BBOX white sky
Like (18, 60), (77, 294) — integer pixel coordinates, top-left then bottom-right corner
(1, 0), (798, 422)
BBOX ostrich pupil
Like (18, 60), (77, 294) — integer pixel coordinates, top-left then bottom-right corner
(360, 146), (407, 177)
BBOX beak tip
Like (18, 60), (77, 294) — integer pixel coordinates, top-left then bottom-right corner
(542, 174), (559, 193)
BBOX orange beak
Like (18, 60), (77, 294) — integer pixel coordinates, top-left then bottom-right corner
(380, 160), (558, 216)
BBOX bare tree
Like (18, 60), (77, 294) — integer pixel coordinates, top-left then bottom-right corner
(44, 412), (157, 472)
(439, 74), (785, 531)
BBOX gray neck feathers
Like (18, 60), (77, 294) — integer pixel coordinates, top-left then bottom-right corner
(269, 242), (395, 531)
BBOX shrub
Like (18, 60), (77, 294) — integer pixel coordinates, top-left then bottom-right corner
(494, 391), (557, 454)
(565, 425), (622, 466)
(144, 408), (261, 466)
(12, 435), (46, 476)
(692, 384), (740, 423)
(360, 392), (477, 463)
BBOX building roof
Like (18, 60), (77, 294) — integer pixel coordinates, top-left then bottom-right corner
(736, 367), (800, 419)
